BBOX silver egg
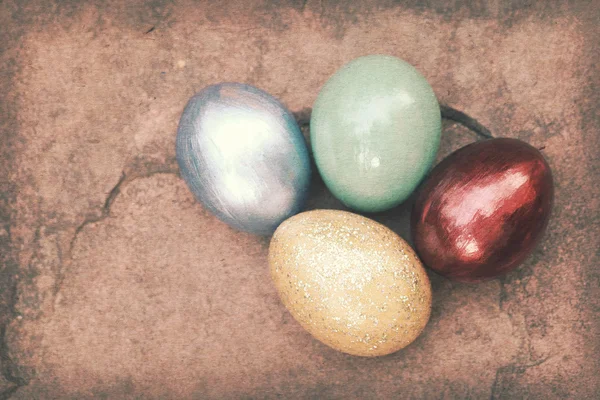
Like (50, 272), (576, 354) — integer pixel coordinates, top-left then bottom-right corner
(176, 82), (311, 235)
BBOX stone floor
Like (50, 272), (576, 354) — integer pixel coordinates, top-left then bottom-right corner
(0, 1), (598, 398)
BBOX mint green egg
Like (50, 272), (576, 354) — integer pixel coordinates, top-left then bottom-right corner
(311, 55), (442, 213)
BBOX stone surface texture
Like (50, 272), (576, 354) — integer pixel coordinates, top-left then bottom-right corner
(0, 0), (598, 399)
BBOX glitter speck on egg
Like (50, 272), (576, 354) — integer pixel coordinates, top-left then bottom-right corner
(269, 210), (432, 357)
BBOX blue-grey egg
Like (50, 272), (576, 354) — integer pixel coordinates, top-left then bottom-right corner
(176, 82), (311, 235)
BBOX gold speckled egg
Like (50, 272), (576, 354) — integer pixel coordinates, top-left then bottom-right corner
(269, 209), (432, 357)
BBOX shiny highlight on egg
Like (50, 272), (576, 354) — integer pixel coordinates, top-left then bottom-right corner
(176, 82), (311, 235)
(311, 55), (442, 213)
(412, 138), (554, 282)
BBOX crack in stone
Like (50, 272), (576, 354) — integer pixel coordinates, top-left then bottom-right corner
(54, 162), (180, 306)
(52, 171), (128, 303)
(67, 171), (127, 260)
(1, 156), (179, 398)
(494, 276), (544, 399)
(492, 262), (554, 397)
(489, 355), (552, 399)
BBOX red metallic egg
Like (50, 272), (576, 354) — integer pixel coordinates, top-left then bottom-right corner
(411, 138), (554, 282)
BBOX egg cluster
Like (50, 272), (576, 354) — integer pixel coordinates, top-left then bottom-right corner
(175, 55), (554, 357)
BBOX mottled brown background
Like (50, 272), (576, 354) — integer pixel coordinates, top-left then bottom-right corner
(0, 0), (599, 399)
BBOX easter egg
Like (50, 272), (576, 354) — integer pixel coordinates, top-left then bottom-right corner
(269, 210), (432, 357)
(411, 138), (554, 283)
(176, 82), (311, 235)
(311, 55), (442, 212)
